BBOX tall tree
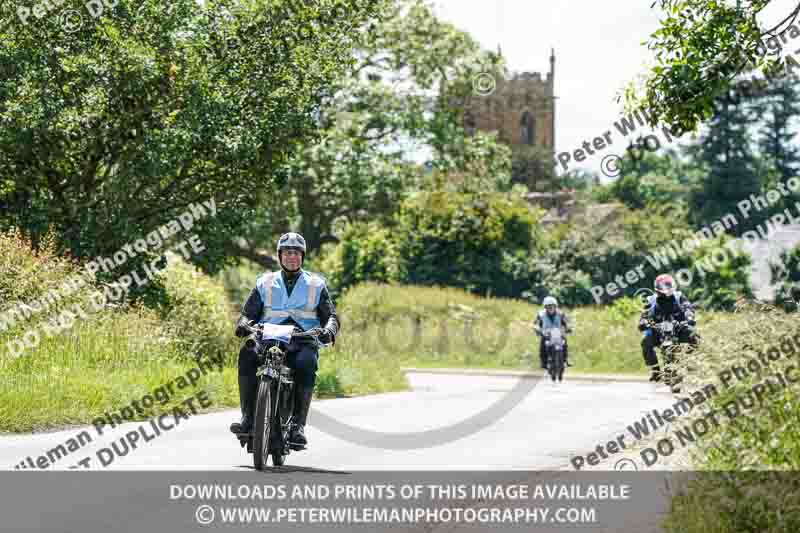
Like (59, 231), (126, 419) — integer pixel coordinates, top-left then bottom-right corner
(754, 73), (800, 197)
(234, 0), (509, 262)
(689, 87), (764, 234)
(0, 0), (380, 275)
(622, 0), (799, 133)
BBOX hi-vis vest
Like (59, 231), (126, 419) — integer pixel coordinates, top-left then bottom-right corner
(255, 270), (325, 331)
(538, 310), (564, 330)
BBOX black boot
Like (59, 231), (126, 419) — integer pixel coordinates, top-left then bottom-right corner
(230, 375), (258, 434)
(289, 386), (314, 448)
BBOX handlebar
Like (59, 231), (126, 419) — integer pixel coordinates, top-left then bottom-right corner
(242, 322), (325, 351)
(242, 322), (323, 336)
(644, 319), (689, 329)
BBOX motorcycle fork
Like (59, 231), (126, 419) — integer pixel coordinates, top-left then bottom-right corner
(273, 378), (295, 454)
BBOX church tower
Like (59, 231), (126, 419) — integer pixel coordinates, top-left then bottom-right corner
(462, 49), (556, 155)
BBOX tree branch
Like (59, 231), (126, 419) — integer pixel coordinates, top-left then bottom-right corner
(233, 241), (279, 270)
(319, 234), (340, 246)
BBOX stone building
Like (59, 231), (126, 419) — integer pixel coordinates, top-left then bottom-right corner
(461, 49), (573, 222)
(462, 48), (556, 174)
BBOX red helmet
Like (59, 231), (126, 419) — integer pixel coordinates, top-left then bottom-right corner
(654, 274), (676, 296)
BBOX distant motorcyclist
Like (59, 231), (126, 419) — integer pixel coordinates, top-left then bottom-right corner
(638, 274), (697, 382)
(231, 232), (340, 449)
(534, 296), (573, 369)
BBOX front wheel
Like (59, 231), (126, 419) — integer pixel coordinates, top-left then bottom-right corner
(253, 379), (272, 471)
(660, 347), (681, 389)
(548, 347), (564, 382)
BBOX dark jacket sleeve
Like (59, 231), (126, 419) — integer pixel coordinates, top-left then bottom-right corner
(235, 288), (264, 337)
(679, 293), (695, 319)
(316, 286), (340, 341)
(533, 312), (542, 336)
(561, 312), (572, 332)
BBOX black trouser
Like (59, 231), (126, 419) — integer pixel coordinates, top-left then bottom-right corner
(238, 339), (319, 387)
(641, 326), (697, 367)
(539, 337), (568, 367)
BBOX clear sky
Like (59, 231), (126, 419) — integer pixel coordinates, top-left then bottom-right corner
(431, 0), (800, 176)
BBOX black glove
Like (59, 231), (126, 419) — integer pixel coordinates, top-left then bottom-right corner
(235, 318), (256, 338)
(638, 319), (649, 332)
(318, 327), (333, 344)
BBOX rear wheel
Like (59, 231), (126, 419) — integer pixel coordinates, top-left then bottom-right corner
(253, 379), (272, 471)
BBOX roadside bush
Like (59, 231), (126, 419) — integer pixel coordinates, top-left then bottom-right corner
(0, 227), (93, 336)
(659, 305), (800, 532)
(319, 191), (546, 299)
(158, 253), (238, 362)
(394, 191), (544, 297)
(540, 205), (753, 310)
(318, 221), (400, 300)
(216, 258), (263, 307)
(0, 228), (236, 432)
(607, 296), (642, 322)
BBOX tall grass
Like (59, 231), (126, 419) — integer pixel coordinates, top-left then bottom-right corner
(332, 283), (728, 374)
(644, 303), (800, 532)
(0, 230), (240, 433)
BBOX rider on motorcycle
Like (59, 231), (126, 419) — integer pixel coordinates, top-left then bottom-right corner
(638, 274), (697, 382)
(534, 296), (573, 369)
(230, 232), (340, 448)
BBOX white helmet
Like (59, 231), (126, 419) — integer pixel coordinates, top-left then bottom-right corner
(543, 296), (558, 307)
(276, 232), (306, 256)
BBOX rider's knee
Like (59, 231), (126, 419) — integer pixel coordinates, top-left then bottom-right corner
(296, 351), (318, 373)
(291, 347), (319, 384)
(237, 346), (258, 376)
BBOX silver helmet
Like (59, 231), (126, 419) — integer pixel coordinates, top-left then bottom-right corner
(276, 232), (307, 256)
(543, 296), (558, 307)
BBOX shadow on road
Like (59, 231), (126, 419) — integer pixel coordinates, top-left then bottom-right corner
(234, 464), (352, 475)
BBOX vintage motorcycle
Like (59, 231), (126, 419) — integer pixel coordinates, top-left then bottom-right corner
(648, 319), (693, 394)
(235, 322), (326, 470)
(545, 327), (567, 382)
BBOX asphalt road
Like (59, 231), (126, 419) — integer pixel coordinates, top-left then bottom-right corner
(1, 371), (679, 472)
